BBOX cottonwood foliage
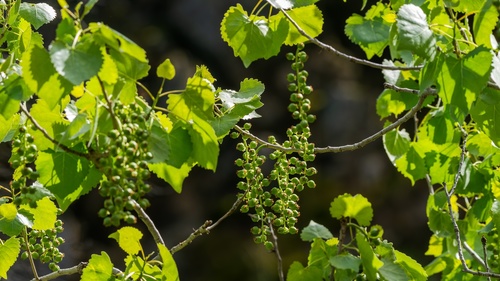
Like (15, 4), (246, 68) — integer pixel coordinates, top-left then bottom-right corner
(0, 0), (499, 280)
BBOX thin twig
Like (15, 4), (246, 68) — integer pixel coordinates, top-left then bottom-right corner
(170, 194), (245, 254)
(279, 8), (423, 71)
(443, 135), (500, 278)
(236, 86), (434, 155)
(268, 219), (284, 281)
(24, 228), (39, 280)
(20, 104), (88, 159)
(32, 262), (123, 281)
(463, 241), (486, 269)
(170, 220), (212, 254)
(314, 88), (434, 153)
(131, 199), (165, 246)
(480, 237), (492, 280)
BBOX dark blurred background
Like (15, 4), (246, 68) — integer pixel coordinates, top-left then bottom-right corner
(1, 0), (433, 280)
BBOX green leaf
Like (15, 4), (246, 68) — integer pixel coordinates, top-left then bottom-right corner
(124, 255), (162, 281)
(49, 39), (104, 85)
(280, 5), (323, 45)
(19, 2), (56, 29)
(89, 23), (148, 63)
(473, 0), (499, 48)
(329, 194), (373, 226)
(81, 252), (115, 281)
(383, 127), (410, 163)
(20, 197), (57, 230)
(157, 58), (176, 80)
(221, 4), (289, 67)
(0, 209), (32, 236)
(167, 72), (219, 170)
(308, 238), (337, 278)
(0, 114), (21, 142)
(109, 226), (143, 255)
(59, 113), (91, 145)
(394, 142), (428, 185)
(266, 0), (294, 9)
(330, 253), (361, 271)
(158, 243), (180, 281)
(300, 220), (333, 241)
(394, 250), (427, 280)
(0, 203), (17, 221)
(21, 45), (72, 110)
(491, 53), (500, 89)
(396, 4), (436, 60)
(0, 237), (20, 279)
(379, 258), (409, 281)
(0, 75), (28, 119)
(356, 232), (384, 281)
(148, 161), (195, 193)
(428, 208), (454, 237)
(425, 143), (460, 185)
(161, 125), (192, 167)
(287, 261), (323, 281)
(29, 100), (69, 150)
(345, 3), (391, 59)
(418, 108), (460, 145)
(436, 46), (493, 120)
(213, 78), (264, 138)
(82, 0), (98, 19)
(58, 166), (102, 211)
(471, 88), (500, 146)
(491, 200), (500, 233)
(35, 149), (91, 208)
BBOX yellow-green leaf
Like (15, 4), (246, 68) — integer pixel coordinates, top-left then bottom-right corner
(109, 226), (143, 255)
(157, 58), (176, 80)
(159, 243), (180, 281)
(0, 237), (20, 279)
(0, 203), (17, 221)
(21, 196), (57, 230)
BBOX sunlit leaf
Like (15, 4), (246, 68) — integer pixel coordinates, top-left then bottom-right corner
(20, 197), (57, 230)
(330, 194), (373, 226)
(221, 4), (289, 67)
(357, 232), (383, 281)
(19, 2), (56, 29)
(49, 39), (104, 85)
(109, 226), (143, 256)
(159, 243), (180, 281)
(0, 237), (20, 279)
(396, 4), (436, 60)
(157, 58), (176, 80)
(81, 252), (115, 280)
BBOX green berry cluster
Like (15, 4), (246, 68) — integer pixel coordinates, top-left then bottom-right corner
(233, 44), (317, 250)
(9, 125), (40, 207)
(486, 230), (500, 270)
(97, 102), (153, 227)
(20, 219), (65, 272)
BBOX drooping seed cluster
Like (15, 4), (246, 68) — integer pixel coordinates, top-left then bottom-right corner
(234, 43), (317, 250)
(10, 125), (40, 207)
(97, 102), (152, 227)
(20, 219), (65, 272)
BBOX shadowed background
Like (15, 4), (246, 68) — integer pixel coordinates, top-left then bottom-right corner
(0, 0), (433, 280)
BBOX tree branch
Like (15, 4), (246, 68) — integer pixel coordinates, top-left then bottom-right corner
(314, 87), (434, 153)
(237, 86), (434, 154)
(268, 219), (284, 281)
(443, 135), (500, 279)
(20, 103), (89, 159)
(279, 8), (422, 71)
(170, 194), (244, 254)
(131, 199), (165, 246)
(31, 262), (123, 281)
